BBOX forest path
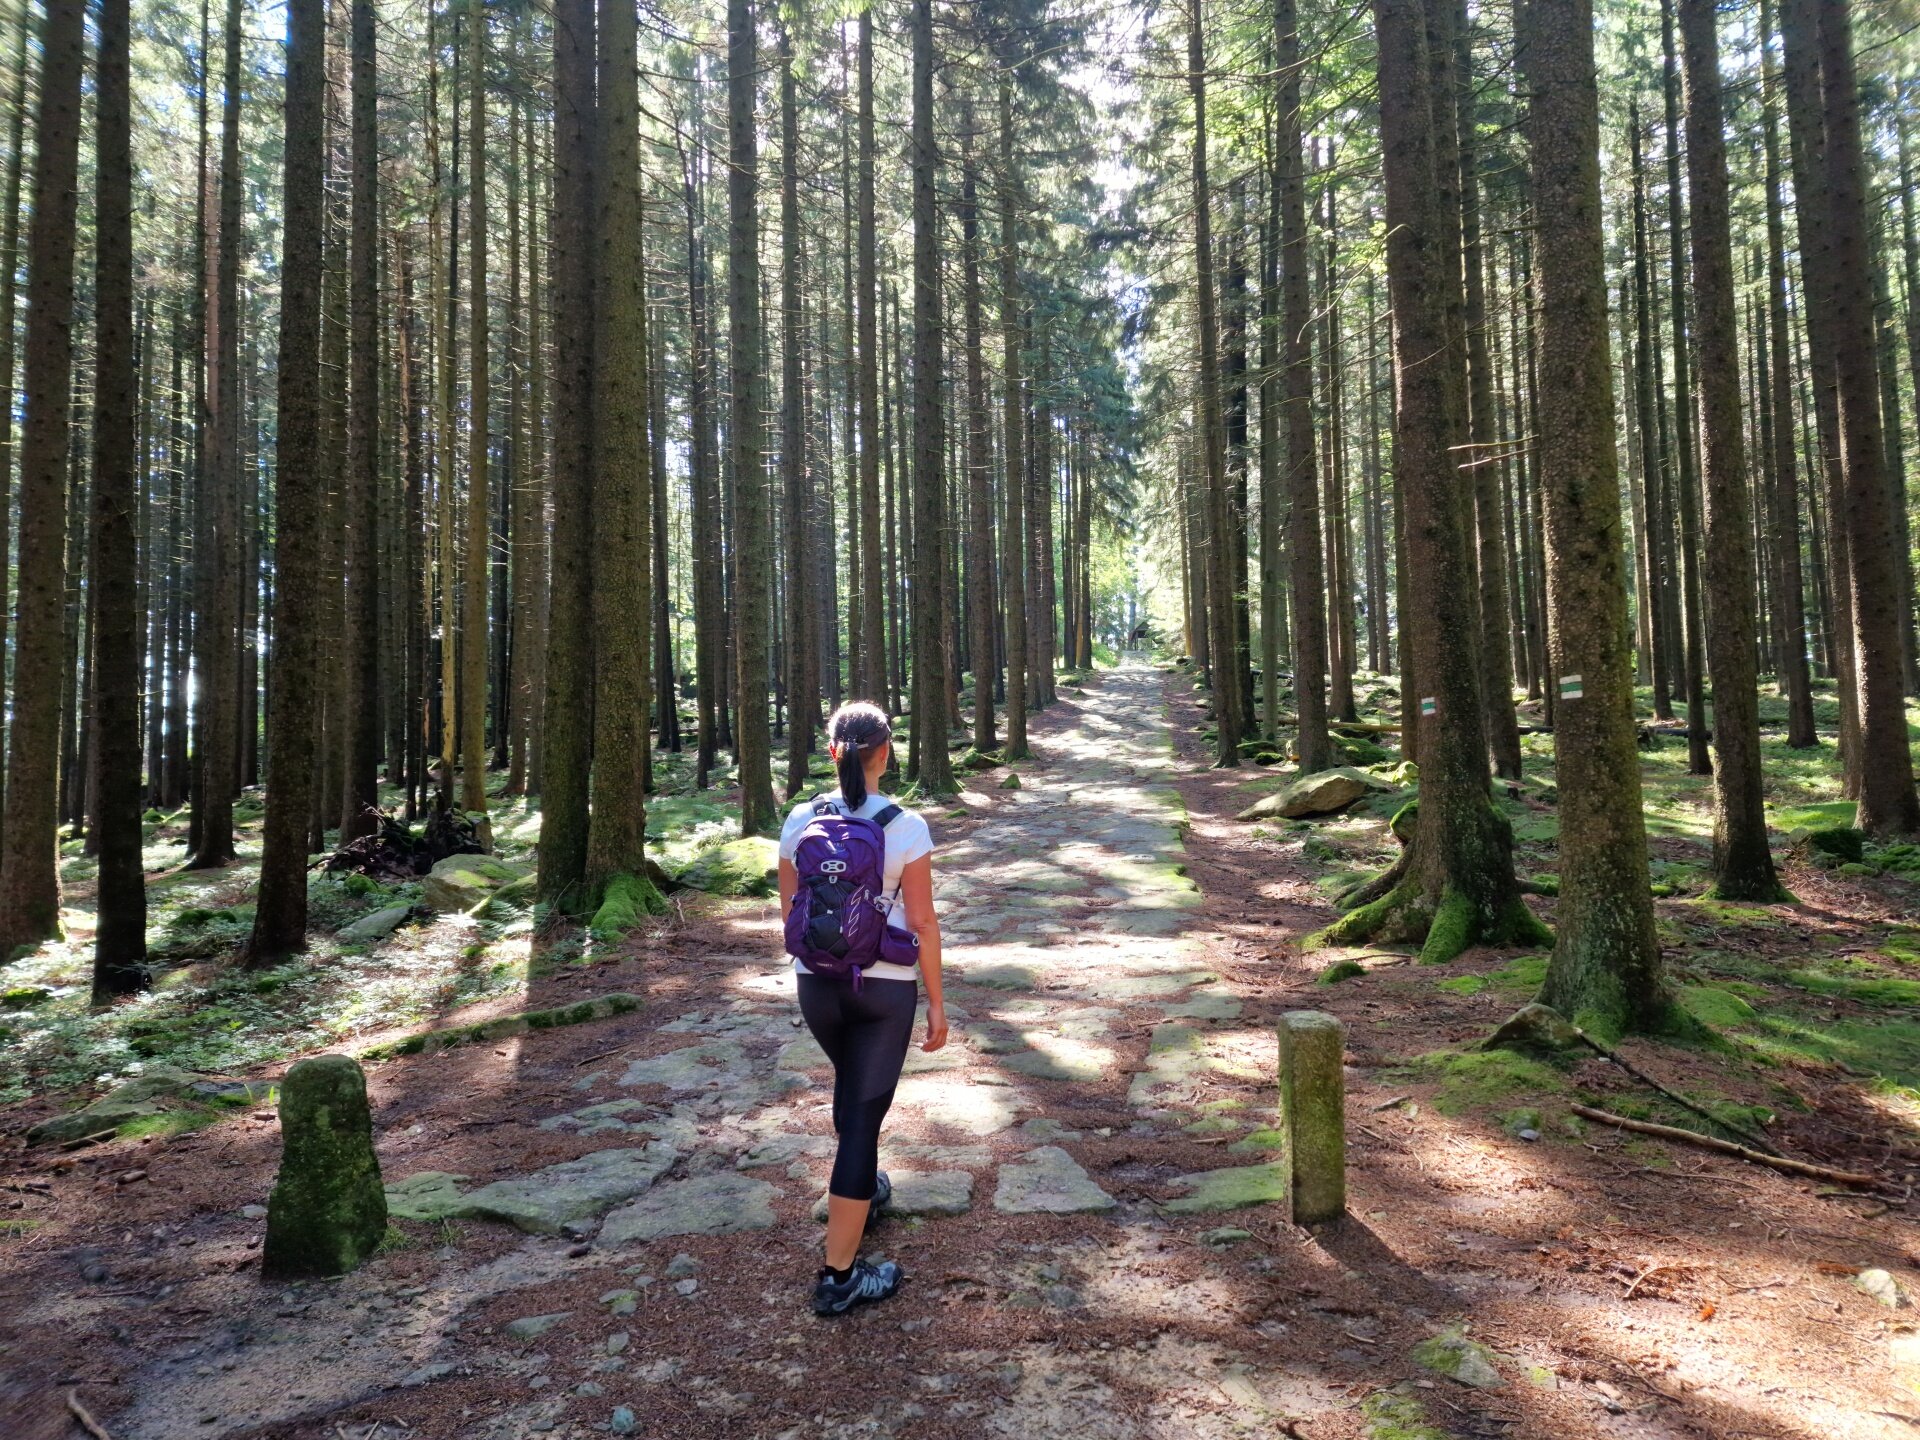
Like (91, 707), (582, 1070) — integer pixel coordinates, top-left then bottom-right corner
(31, 660), (1871, 1440)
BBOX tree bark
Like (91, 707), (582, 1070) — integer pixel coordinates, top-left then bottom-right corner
(90, 0), (148, 999)
(1274, 0), (1333, 771)
(339, 0), (381, 842)
(1189, 0), (1239, 767)
(1322, 0), (1546, 964)
(1679, 0), (1790, 900)
(536, 0), (596, 903)
(248, 0), (326, 965)
(729, 0), (780, 829)
(909, 0), (956, 794)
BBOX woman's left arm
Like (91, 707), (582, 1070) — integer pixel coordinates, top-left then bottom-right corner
(898, 854), (946, 1050)
(778, 857), (798, 920)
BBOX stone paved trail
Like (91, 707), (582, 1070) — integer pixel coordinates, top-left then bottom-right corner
(80, 661), (1488, 1440)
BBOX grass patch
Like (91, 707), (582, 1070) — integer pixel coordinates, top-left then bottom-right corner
(1403, 1047), (1563, 1116)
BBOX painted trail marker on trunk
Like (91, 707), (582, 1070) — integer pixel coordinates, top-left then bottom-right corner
(1559, 674), (1583, 701)
(1418, 697), (1436, 717)
(1276, 1010), (1346, 1225)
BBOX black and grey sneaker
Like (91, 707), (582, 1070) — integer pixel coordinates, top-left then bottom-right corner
(812, 1258), (903, 1317)
(870, 1170), (893, 1217)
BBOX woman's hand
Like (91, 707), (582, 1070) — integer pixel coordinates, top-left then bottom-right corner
(922, 1001), (949, 1052)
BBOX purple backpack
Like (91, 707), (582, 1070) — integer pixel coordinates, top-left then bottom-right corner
(784, 799), (921, 985)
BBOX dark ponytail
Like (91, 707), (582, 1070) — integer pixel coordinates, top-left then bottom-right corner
(828, 701), (891, 810)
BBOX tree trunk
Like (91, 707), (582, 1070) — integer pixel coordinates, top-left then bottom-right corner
(1811, 0), (1919, 833)
(729, 0), (779, 829)
(0, 9), (32, 858)
(1275, 0), (1333, 771)
(90, 0), (148, 999)
(1660, 0), (1711, 778)
(1189, 0), (1239, 766)
(0, 0), (82, 956)
(1679, 0), (1790, 899)
(339, 0), (380, 842)
(779, 26), (810, 797)
(536, 0), (596, 903)
(189, 0), (245, 868)
(1454, 0), (1522, 781)
(583, 0), (659, 916)
(908, 0), (955, 793)
(248, 0), (326, 965)
(997, 73), (1029, 759)
(1322, 0), (1547, 964)
(961, 98), (998, 753)
(1761, 0), (1818, 748)
(459, 0), (490, 819)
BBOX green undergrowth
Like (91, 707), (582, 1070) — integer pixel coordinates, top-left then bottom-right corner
(1434, 953), (1548, 998)
(1401, 1047), (1565, 1117)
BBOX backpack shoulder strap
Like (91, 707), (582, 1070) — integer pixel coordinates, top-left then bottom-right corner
(811, 797), (840, 818)
(870, 804), (904, 829)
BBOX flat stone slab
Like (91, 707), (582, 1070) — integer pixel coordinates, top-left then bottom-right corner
(1002, 1036), (1115, 1083)
(338, 904), (414, 944)
(811, 1169), (974, 1220)
(735, 1132), (832, 1169)
(538, 1103), (698, 1146)
(1167, 994), (1244, 1021)
(993, 1146), (1116, 1215)
(384, 1171), (471, 1222)
(960, 962), (1047, 991)
(1128, 1024), (1271, 1109)
(619, 1042), (752, 1092)
(776, 1036), (829, 1070)
(600, 1172), (780, 1243)
(1162, 1162), (1290, 1214)
(454, 1145), (680, 1234)
(894, 1076), (1021, 1135)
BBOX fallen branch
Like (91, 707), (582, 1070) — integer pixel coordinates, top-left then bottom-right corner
(1571, 1104), (1886, 1190)
(67, 1389), (114, 1440)
(1621, 1262), (1684, 1300)
(1562, 1021), (1781, 1156)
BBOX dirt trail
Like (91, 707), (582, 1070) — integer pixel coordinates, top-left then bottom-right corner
(2, 659), (1914, 1440)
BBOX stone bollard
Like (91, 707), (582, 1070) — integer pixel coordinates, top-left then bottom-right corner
(1276, 1010), (1346, 1224)
(263, 1054), (388, 1277)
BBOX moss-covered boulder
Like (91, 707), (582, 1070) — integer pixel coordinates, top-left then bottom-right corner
(26, 1065), (267, 1146)
(262, 1055), (387, 1277)
(1784, 826), (1862, 871)
(422, 854), (523, 913)
(1236, 767), (1388, 821)
(1411, 1326), (1505, 1389)
(672, 836), (779, 897)
(1483, 1002), (1584, 1057)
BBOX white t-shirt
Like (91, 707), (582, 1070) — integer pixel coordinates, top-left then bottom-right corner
(779, 790), (933, 983)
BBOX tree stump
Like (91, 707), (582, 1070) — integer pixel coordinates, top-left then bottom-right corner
(263, 1054), (387, 1277)
(1276, 1011), (1346, 1224)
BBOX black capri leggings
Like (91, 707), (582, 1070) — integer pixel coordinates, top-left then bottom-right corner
(796, 972), (916, 1202)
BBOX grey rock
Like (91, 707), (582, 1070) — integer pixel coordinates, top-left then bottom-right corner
(600, 1289), (639, 1316)
(811, 1170), (974, 1221)
(600, 1173), (781, 1244)
(1484, 1003), (1584, 1056)
(422, 855), (524, 913)
(574, 1382), (604, 1398)
(605, 1332), (630, 1356)
(453, 1146), (678, 1235)
(1856, 1268), (1910, 1309)
(664, 1253), (702, 1278)
(674, 1278), (699, 1296)
(1235, 767), (1388, 821)
(992, 1146), (1116, 1215)
(400, 1362), (456, 1388)
(338, 904), (414, 944)
(504, 1312), (570, 1341)
(1411, 1327), (1506, 1389)
(611, 1406), (638, 1435)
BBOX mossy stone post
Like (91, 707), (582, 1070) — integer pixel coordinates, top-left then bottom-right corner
(263, 1054), (387, 1277)
(1277, 1010), (1345, 1224)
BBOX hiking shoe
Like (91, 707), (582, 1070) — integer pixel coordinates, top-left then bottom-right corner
(870, 1170), (893, 1218)
(812, 1258), (903, 1317)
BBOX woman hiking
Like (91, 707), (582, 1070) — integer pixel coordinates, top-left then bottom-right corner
(778, 701), (948, 1316)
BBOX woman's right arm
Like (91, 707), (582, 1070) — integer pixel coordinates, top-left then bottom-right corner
(899, 854), (946, 1050)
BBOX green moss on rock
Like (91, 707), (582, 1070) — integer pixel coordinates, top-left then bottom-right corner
(1316, 959), (1367, 985)
(361, 993), (643, 1060)
(671, 836), (779, 897)
(590, 872), (668, 939)
(263, 1055), (387, 1277)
